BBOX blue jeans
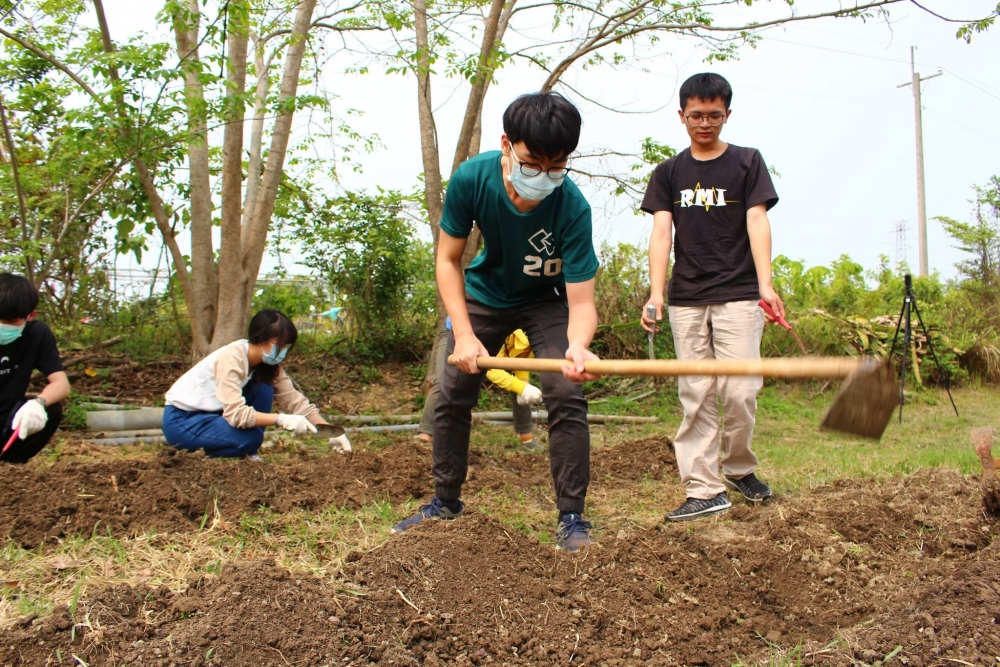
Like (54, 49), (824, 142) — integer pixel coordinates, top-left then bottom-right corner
(162, 382), (274, 458)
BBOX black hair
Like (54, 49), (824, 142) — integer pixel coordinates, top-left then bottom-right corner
(679, 73), (733, 110)
(0, 273), (39, 320)
(247, 308), (298, 384)
(502, 92), (582, 162)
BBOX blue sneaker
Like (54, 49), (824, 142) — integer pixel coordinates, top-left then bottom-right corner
(391, 497), (464, 533)
(555, 513), (594, 552)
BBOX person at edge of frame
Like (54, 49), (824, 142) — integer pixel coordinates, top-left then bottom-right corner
(640, 72), (784, 522)
(417, 320), (544, 451)
(0, 273), (71, 464)
(393, 91), (602, 552)
(162, 309), (351, 460)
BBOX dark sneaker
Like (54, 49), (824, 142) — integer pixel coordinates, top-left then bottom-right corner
(555, 513), (594, 552)
(665, 492), (732, 522)
(391, 497), (464, 533)
(724, 472), (773, 503)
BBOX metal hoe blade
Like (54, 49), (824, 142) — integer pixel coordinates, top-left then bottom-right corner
(820, 359), (897, 439)
(304, 423), (346, 439)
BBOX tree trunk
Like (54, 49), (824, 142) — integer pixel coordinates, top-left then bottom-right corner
(172, 0), (217, 351)
(0, 98), (33, 283)
(211, 1), (250, 352)
(92, 0), (201, 353)
(420, 0), (513, 385)
(449, 0), (507, 174)
(243, 33), (274, 230)
(213, 0), (316, 346)
(413, 0), (444, 238)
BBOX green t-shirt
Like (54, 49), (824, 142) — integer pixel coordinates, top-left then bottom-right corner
(440, 150), (599, 308)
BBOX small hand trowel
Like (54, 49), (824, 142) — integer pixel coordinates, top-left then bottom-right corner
(646, 304), (657, 360)
(310, 423), (346, 439)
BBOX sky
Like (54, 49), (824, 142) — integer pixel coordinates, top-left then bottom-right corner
(103, 0), (1000, 288)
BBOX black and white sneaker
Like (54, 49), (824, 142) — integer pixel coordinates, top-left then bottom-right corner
(665, 492), (732, 522)
(724, 472), (772, 503)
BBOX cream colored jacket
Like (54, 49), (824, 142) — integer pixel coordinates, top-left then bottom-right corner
(165, 340), (319, 428)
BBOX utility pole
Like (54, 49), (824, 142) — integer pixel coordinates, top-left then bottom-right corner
(898, 46), (941, 277)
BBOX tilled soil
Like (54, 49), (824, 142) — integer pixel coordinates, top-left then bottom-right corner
(829, 542), (1000, 667)
(1, 463), (994, 667)
(0, 436), (675, 548)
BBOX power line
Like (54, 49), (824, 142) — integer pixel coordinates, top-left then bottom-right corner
(938, 67), (1000, 102)
(762, 35), (1000, 102)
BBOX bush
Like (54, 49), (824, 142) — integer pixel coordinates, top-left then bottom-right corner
(591, 242), (675, 360)
(293, 189), (435, 361)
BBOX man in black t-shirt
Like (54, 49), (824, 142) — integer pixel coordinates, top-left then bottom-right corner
(0, 273), (70, 464)
(640, 73), (784, 521)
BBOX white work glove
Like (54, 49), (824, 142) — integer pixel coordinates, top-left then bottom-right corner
(329, 433), (352, 454)
(276, 414), (317, 436)
(517, 384), (544, 406)
(13, 400), (47, 439)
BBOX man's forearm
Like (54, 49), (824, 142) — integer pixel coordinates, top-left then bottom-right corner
(436, 258), (472, 337)
(747, 211), (774, 287)
(40, 372), (70, 405)
(649, 236), (672, 300)
(567, 303), (598, 349)
(648, 213), (673, 300)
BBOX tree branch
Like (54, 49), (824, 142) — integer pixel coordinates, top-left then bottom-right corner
(0, 97), (33, 282)
(541, 0), (906, 92)
(0, 26), (103, 103)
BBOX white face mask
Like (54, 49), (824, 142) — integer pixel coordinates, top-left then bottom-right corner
(507, 149), (564, 202)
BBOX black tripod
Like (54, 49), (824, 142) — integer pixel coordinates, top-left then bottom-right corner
(887, 274), (958, 422)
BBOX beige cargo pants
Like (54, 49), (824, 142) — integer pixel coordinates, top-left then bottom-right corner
(668, 300), (765, 499)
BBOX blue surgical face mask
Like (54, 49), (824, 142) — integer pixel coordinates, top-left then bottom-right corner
(261, 342), (289, 366)
(0, 322), (25, 346)
(507, 149), (564, 202)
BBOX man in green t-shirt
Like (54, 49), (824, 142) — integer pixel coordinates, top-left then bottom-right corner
(392, 92), (600, 551)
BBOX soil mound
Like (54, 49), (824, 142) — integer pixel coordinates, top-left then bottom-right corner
(0, 435), (676, 547)
(830, 542), (1000, 667)
(0, 443), (431, 547)
(4, 468), (991, 667)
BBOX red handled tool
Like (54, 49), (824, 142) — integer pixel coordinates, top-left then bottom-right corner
(758, 299), (791, 330)
(2, 423), (19, 456)
(758, 299), (808, 355)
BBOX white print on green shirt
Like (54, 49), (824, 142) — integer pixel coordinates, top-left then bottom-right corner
(523, 228), (564, 277)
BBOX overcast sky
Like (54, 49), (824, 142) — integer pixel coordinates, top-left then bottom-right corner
(104, 0), (1000, 285)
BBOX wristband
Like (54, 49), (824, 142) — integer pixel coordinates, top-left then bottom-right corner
(36, 397), (47, 407)
(274, 415), (282, 427)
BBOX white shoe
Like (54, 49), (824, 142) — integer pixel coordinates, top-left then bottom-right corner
(246, 454), (264, 462)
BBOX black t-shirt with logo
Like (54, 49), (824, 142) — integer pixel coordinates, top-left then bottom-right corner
(0, 321), (63, 419)
(641, 145), (778, 306)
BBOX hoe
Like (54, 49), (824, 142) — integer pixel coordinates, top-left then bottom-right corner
(448, 355), (898, 440)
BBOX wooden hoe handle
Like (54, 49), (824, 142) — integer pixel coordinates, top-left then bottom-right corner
(447, 355), (862, 379)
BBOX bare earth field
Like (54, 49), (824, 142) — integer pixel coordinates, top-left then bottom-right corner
(0, 429), (996, 667)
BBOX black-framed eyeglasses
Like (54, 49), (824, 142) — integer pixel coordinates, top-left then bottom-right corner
(684, 112), (726, 127)
(510, 149), (571, 179)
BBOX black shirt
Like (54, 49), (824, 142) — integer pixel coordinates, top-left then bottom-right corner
(641, 145), (778, 306)
(0, 321), (63, 418)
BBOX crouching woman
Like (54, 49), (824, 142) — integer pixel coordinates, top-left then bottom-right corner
(163, 309), (348, 459)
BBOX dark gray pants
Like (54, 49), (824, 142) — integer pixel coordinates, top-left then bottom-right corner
(419, 324), (534, 437)
(433, 293), (590, 513)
